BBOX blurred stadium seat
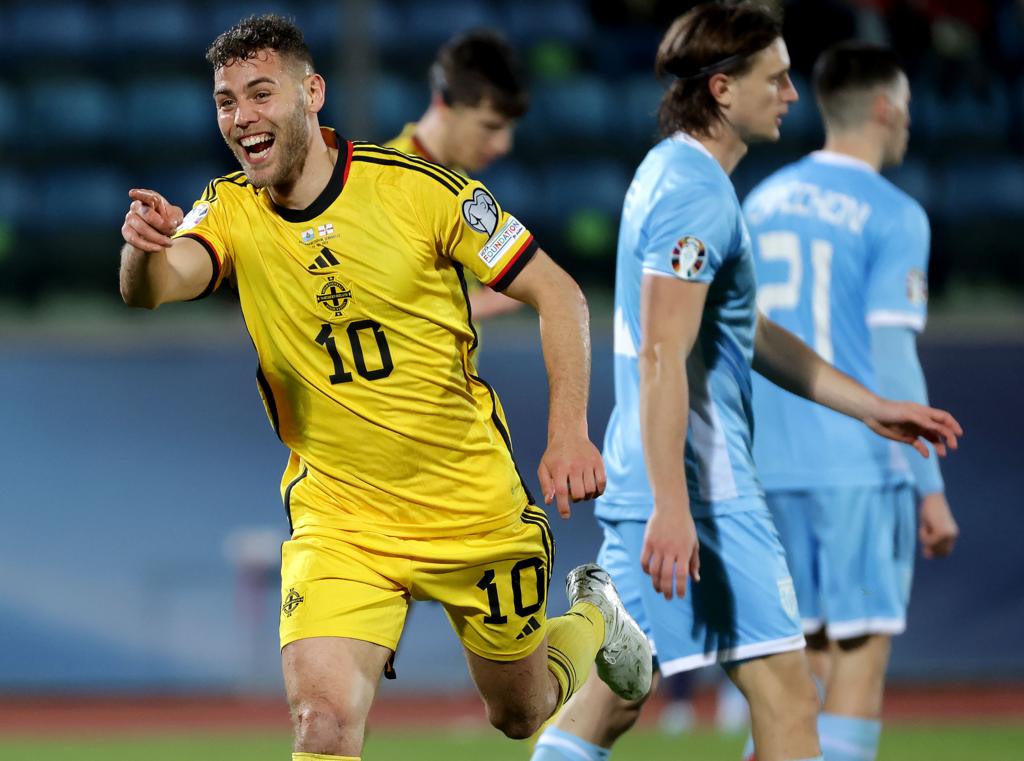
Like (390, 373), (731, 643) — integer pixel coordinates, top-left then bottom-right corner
(109, 2), (200, 53)
(371, 75), (426, 141)
(938, 159), (1024, 218)
(885, 159), (936, 214)
(37, 167), (127, 227)
(27, 79), (118, 147)
(621, 75), (665, 145)
(124, 79), (217, 143)
(8, 1), (101, 56)
(477, 161), (538, 225)
(543, 159), (630, 216)
(532, 76), (613, 140)
(0, 84), (17, 149)
(405, 1), (498, 52)
(0, 170), (24, 226)
(503, 0), (594, 46)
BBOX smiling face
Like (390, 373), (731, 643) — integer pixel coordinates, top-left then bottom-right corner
(720, 38), (799, 143)
(213, 49), (321, 189)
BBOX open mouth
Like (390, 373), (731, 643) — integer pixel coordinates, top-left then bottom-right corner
(240, 132), (275, 162)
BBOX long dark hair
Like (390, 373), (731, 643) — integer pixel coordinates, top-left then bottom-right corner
(656, 2), (782, 138)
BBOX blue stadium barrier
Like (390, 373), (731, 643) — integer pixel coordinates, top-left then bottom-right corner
(8, 2), (101, 56)
(27, 79), (118, 147)
(405, 0), (498, 51)
(503, 0), (594, 46)
(109, 2), (201, 53)
(542, 159), (630, 216)
(124, 79), (219, 144)
(124, 78), (218, 143)
(371, 75), (427, 140)
(36, 167), (128, 227)
(532, 76), (613, 140)
(621, 75), (665, 145)
(937, 159), (1024, 218)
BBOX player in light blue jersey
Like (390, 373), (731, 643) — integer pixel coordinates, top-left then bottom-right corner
(531, 6), (961, 761)
(742, 43), (959, 761)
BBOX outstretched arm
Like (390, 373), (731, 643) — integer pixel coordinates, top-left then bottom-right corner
(502, 250), (605, 518)
(752, 313), (962, 457)
(120, 189), (214, 309)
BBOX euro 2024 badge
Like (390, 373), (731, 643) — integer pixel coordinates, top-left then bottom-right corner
(671, 236), (706, 279)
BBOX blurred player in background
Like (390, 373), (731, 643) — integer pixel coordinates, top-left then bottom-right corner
(741, 41), (959, 761)
(532, 4), (961, 761)
(118, 14), (651, 761)
(388, 28), (528, 320)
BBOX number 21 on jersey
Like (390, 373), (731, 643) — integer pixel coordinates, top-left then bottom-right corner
(755, 231), (835, 363)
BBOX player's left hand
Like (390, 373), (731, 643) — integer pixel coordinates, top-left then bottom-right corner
(919, 492), (958, 558)
(864, 399), (962, 458)
(538, 435), (606, 519)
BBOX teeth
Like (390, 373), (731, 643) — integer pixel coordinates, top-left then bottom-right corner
(241, 134), (272, 147)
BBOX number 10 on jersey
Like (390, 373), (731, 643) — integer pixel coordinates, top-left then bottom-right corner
(315, 320), (394, 383)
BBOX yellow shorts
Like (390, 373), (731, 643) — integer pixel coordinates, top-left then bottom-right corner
(279, 504), (554, 662)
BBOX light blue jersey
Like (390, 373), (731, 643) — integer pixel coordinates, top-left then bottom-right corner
(596, 133), (763, 521)
(744, 151), (928, 490)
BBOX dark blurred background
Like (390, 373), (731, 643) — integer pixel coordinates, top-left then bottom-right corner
(0, 0), (1021, 698)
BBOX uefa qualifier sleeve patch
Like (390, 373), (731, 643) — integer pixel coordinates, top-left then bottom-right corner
(670, 236), (707, 279)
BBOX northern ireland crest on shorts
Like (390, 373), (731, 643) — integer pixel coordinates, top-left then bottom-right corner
(670, 236), (706, 279)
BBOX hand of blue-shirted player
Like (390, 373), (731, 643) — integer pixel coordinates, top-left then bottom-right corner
(918, 492), (959, 558)
(640, 503), (701, 600)
(538, 433), (607, 519)
(123, 188), (185, 253)
(862, 399), (962, 458)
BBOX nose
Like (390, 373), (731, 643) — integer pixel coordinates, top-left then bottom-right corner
(234, 101), (258, 128)
(785, 74), (799, 103)
(490, 128), (513, 159)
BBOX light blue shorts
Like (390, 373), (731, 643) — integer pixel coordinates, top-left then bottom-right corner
(766, 483), (916, 639)
(597, 505), (804, 677)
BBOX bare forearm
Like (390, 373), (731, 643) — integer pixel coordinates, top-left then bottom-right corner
(537, 280), (592, 440)
(119, 243), (170, 309)
(753, 315), (879, 422)
(639, 347), (690, 512)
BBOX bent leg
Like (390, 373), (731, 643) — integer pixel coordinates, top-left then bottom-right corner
(283, 636), (392, 757)
(730, 649), (821, 761)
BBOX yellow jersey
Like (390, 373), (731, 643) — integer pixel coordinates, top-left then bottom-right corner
(386, 123), (465, 175)
(174, 129), (538, 538)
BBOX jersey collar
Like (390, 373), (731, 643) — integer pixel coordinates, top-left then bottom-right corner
(271, 127), (353, 223)
(671, 131), (715, 160)
(810, 150), (876, 175)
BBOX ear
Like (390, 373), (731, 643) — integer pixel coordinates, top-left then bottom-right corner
(429, 91), (450, 114)
(870, 91), (892, 126)
(306, 73), (327, 113)
(707, 72), (733, 108)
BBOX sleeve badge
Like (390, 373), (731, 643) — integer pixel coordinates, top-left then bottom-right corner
(671, 236), (706, 279)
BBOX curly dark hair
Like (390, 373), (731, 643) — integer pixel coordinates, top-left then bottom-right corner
(206, 14), (314, 72)
(656, 2), (782, 138)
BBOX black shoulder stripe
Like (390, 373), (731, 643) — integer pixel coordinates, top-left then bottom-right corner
(201, 171), (251, 203)
(352, 143), (468, 189)
(351, 155), (460, 195)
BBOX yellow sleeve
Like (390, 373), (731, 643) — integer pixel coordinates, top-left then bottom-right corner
(433, 180), (538, 291)
(171, 178), (237, 296)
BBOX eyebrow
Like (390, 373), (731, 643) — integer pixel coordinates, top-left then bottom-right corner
(214, 76), (278, 98)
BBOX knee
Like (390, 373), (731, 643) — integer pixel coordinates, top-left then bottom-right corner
(291, 698), (353, 752)
(487, 704), (547, 740)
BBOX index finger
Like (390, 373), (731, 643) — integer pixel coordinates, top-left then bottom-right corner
(129, 188), (164, 209)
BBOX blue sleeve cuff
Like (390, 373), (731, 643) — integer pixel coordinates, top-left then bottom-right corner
(871, 326), (945, 496)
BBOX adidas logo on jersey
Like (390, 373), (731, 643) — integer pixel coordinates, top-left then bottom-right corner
(515, 615), (541, 640)
(308, 247), (341, 271)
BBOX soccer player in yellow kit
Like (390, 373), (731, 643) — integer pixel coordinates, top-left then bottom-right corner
(387, 29), (526, 320)
(118, 15), (651, 761)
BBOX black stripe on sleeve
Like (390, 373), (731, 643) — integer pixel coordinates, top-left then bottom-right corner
(350, 155), (461, 196)
(491, 238), (539, 292)
(181, 233), (221, 300)
(352, 144), (469, 189)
